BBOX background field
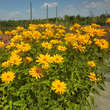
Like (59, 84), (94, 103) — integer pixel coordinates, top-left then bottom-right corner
(0, 14), (110, 31)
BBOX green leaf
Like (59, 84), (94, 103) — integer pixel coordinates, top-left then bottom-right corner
(13, 100), (24, 106)
(74, 104), (80, 110)
(9, 100), (13, 110)
(4, 105), (9, 110)
(91, 88), (101, 96)
(97, 84), (105, 91)
(89, 96), (94, 106)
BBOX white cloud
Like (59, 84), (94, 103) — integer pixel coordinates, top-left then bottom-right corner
(85, 2), (97, 8)
(0, 8), (38, 20)
(41, 2), (57, 8)
(62, 5), (78, 16)
(85, 0), (110, 10)
(58, 0), (110, 18)
(0, 11), (26, 20)
(61, 4), (90, 17)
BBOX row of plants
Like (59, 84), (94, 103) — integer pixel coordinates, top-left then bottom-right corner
(0, 20), (110, 110)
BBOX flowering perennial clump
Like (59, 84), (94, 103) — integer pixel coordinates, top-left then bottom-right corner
(0, 23), (109, 110)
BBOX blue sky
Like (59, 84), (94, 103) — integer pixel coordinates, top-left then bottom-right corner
(0, 0), (110, 20)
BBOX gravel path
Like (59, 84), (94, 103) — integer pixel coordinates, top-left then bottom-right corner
(93, 74), (110, 110)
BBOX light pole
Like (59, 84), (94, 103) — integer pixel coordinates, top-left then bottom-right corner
(56, 0), (58, 24)
(46, 4), (48, 23)
(30, 0), (32, 24)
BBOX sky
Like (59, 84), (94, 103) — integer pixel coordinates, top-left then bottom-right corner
(0, 0), (110, 20)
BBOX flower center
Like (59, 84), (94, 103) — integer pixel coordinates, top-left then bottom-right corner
(57, 84), (61, 88)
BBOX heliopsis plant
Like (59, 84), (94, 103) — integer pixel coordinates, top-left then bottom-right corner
(88, 61), (96, 67)
(0, 30), (3, 35)
(106, 18), (110, 24)
(51, 80), (67, 94)
(29, 66), (43, 79)
(57, 45), (67, 51)
(0, 23), (109, 110)
(52, 54), (64, 63)
(36, 53), (53, 65)
(1, 71), (15, 83)
(41, 41), (52, 50)
(24, 56), (33, 63)
(88, 72), (101, 83)
(0, 41), (5, 48)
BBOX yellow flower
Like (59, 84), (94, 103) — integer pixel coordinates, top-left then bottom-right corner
(41, 42), (52, 50)
(11, 35), (23, 42)
(57, 46), (67, 51)
(77, 34), (90, 45)
(50, 40), (59, 45)
(64, 33), (77, 45)
(32, 31), (41, 40)
(88, 72), (101, 83)
(16, 42), (31, 52)
(0, 30), (3, 35)
(1, 61), (10, 67)
(11, 30), (17, 35)
(23, 35), (32, 42)
(51, 80), (67, 94)
(57, 29), (65, 34)
(94, 38), (109, 49)
(36, 53), (53, 65)
(22, 31), (32, 37)
(42, 63), (50, 69)
(28, 24), (37, 30)
(1, 71), (15, 83)
(16, 26), (24, 31)
(88, 72), (97, 82)
(52, 54), (64, 63)
(81, 26), (96, 37)
(106, 18), (110, 24)
(11, 49), (21, 56)
(73, 44), (86, 52)
(88, 40), (92, 45)
(91, 24), (100, 28)
(9, 55), (22, 66)
(29, 66), (43, 79)
(24, 57), (33, 63)
(6, 42), (16, 49)
(55, 33), (62, 38)
(5, 31), (11, 35)
(95, 29), (107, 37)
(43, 28), (54, 38)
(100, 39), (109, 49)
(88, 61), (96, 67)
(73, 23), (81, 28)
(50, 40), (63, 45)
(0, 41), (5, 48)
